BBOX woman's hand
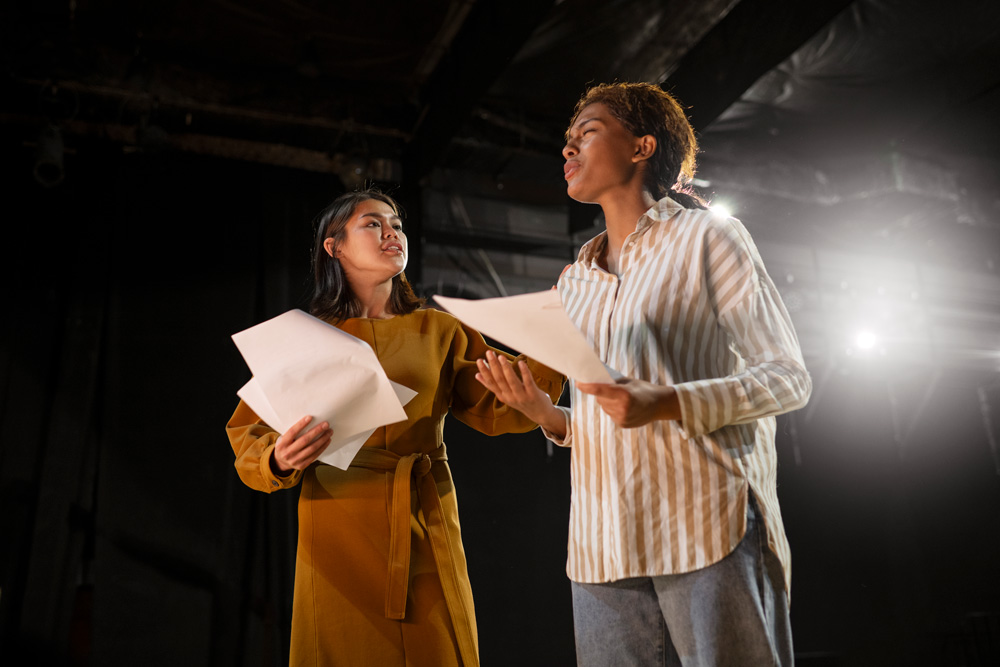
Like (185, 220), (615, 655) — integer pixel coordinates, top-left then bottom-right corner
(576, 378), (680, 429)
(271, 415), (333, 474)
(476, 350), (566, 437)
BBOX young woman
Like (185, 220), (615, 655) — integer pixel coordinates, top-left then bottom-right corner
(226, 189), (563, 667)
(477, 83), (811, 666)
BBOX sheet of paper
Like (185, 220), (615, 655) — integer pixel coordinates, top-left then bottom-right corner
(236, 377), (417, 470)
(232, 309), (415, 469)
(433, 290), (615, 384)
(315, 381), (417, 470)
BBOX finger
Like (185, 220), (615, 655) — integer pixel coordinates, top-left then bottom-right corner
(299, 422), (333, 449)
(475, 360), (501, 391)
(476, 357), (496, 381)
(476, 357), (507, 392)
(288, 430), (334, 469)
(495, 353), (523, 388)
(304, 430), (333, 455)
(518, 360), (540, 392)
(299, 421), (331, 445)
(281, 414), (314, 443)
(288, 420), (326, 445)
(281, 420), (327, 458)
(487, 351), (516, 394)
(475, 370), (499, 394)
(576, 382), (617, 396)
(498, 359), (530, 402)
(595, 403), (625, 425)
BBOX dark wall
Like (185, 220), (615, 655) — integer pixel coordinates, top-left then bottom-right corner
(2, 137), (327, 666)
(0, 139), (578, 666)
(2, 137), (999, 667)
(777, 366), (1000, 667)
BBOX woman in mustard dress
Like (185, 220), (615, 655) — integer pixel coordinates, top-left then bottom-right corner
(226, 189), (563, 667)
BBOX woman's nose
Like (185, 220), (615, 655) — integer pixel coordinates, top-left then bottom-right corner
(562, 142), (577, 159)
(383, 226), (398, 238)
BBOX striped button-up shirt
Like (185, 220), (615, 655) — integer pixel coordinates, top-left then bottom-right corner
(546, 196), (811, 593)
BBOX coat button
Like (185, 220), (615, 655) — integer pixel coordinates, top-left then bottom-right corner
(271, 480), (279, 487)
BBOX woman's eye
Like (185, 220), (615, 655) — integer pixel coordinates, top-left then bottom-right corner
(393, 224), (403, 231)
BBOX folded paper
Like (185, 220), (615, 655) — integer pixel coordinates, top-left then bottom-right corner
(232, 309), (415, 469)
(433, 290), (615, 384)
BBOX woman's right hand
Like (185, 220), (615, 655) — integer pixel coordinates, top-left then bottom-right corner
(271, 415), (333, 474)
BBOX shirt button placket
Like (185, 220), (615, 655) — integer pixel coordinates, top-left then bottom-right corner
(599, 273), (617, 362)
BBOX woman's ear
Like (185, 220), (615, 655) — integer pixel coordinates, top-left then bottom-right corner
(633, 135), (657, 162)
(323, 237), (337, 258)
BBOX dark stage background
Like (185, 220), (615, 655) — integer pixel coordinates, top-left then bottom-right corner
(1, 145), (580, 666)
(3, 1), (1000, 665)
(4, 141), (1000, 667)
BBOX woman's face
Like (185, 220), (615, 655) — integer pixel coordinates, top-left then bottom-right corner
(562, 102), (644, 204)
(324, 198), (407, 284)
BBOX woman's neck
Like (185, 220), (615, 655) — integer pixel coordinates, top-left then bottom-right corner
(598, 187), (656, 275)
(350, 277), (395, 319)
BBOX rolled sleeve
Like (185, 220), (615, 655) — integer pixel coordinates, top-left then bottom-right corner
(540, 405), (573, 447)
(227, 400), (304, 492)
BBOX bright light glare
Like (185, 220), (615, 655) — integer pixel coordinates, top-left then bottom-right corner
(709, 203), (732, 219)
(855, 330), (878, 350)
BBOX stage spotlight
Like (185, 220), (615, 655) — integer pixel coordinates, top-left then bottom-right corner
(33, 124), (64, 187)
(709, 203), (732, 219)
(855, 330), (878, 350)
(334, 153), (368, 189)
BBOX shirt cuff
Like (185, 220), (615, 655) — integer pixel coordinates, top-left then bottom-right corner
(672, 381), (705, 439)
(541, 406), (573, 447)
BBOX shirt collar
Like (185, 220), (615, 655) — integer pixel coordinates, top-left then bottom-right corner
(575, 195), (685, 265)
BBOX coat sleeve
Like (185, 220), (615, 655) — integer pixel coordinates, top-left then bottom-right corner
(447, 320), (566, 436)
(673, 218), (812, 438)
(226, 399), (304, 493)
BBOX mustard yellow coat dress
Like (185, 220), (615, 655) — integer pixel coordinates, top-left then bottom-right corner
(227, 308), (563, 667)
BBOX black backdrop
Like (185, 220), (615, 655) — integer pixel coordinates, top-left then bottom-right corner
(1, 139), (576, 666)
(3, 137), (1000, 666)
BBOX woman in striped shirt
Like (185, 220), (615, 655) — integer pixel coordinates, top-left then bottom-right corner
(476, 82), (812, 666)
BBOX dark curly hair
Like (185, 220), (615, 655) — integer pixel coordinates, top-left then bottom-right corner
(567, 82), (706, 209)
(310, 188), (424, 323)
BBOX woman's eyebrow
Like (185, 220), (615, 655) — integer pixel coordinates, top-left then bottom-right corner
(359, 212), (402, 223)
(566, 116), (603, 139)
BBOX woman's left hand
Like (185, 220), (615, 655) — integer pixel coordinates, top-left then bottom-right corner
(576, 377), (681, 428)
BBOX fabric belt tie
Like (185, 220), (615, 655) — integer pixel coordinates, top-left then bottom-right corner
(350, 445), (477, 665)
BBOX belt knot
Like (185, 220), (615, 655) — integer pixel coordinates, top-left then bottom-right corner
(410, 453), (432, 478)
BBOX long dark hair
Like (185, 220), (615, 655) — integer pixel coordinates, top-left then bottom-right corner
(568, 82), (707, 210)
(310, 189), (424, 323)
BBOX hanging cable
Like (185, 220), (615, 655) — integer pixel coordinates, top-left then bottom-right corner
(448, 194), (508, 297)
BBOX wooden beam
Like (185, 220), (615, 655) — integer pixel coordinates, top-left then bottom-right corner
(405, 0), (558, 180)
(663, 0), (857, 131)
(400, 0), (557, 286)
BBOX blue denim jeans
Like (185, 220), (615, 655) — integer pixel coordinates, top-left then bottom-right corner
(571, 497), (793, 666)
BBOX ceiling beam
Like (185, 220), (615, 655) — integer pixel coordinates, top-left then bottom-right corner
(404, 0), (558, 181)
(424, 228), (578, 260)
(663, 0), (857, 131)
